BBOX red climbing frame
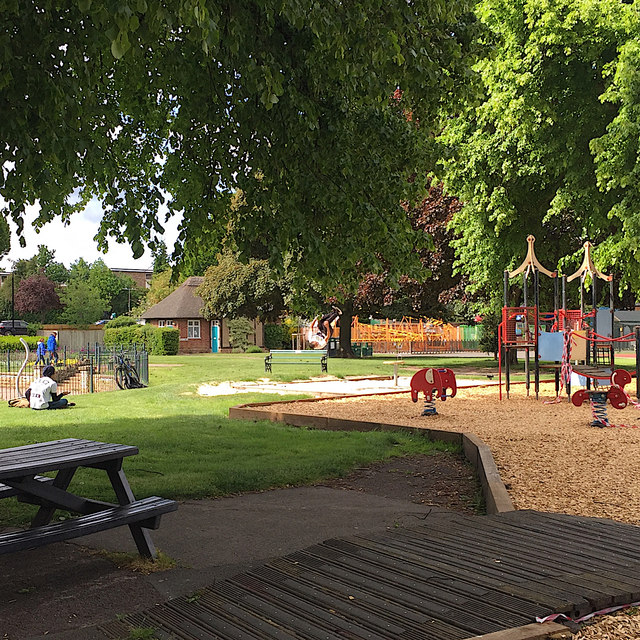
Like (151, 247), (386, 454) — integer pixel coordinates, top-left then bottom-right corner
(501, 307), (538, 346)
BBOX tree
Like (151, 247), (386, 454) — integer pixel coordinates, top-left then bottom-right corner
(439, 0), (633, 305)
(198, 252), (289, 322)
(67, 259), (144, 316)
(59, 281), (106, 326)
(591, 23), (640, 295)
(1, 1), (482, 298)
(12, 246), (68, 284)
(67, 258), (92, 283)
(0, 219), (10, 259)
(14, 273), (62, 322)
(354, 182), (471, 321)
(152, 241), (171, 274)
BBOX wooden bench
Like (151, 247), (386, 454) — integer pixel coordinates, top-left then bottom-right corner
(265, 349), (328, 373)
(0, 438), (178, 558)
(0, 496), (177, 555)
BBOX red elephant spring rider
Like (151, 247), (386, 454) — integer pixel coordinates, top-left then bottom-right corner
(571, 369), (633, 428)
(410, 368), (457, 416)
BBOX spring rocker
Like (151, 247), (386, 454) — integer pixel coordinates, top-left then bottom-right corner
(571, 369), (633, 428)
(410, 368), (457, 416)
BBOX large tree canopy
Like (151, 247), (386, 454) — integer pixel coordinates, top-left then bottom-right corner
(2, 0), (480, 290)
(439, 0), (636, 302)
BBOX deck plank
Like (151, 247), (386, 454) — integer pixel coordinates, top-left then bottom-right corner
(97, 510), (640, 639)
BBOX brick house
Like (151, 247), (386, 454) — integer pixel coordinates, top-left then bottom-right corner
(140, 276), (263, 353)
(111, 268), (154, 289)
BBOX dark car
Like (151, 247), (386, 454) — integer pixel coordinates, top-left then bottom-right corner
(0, 320), (29, 335)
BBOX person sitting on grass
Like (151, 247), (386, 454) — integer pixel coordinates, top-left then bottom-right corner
(307, 307), (342, 350)
(27, 365), (73, 410)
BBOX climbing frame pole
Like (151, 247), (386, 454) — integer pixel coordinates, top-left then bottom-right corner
(501, 235), (557, 400)
(567, 241), (615, 374)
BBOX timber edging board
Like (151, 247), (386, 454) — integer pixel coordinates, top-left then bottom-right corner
(229, 399), (515, 515)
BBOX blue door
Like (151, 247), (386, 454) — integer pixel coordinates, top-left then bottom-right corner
(211, 324), (219, 353)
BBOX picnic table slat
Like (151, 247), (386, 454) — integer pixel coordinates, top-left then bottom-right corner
(0, 439), (138, 478)
(0, 496), (177, 555)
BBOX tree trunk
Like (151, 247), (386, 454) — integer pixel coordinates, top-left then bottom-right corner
(336, 299), (354, 358)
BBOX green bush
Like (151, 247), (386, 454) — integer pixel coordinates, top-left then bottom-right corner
(0, 336), (40, 351)
(105, 316), (138, 328)
(27, 323), (40, 336)
(264, 323), (288, 349)
(246, 345), (263, 353)
(154, 327), (180, 355)
(104, 324), (179, 354)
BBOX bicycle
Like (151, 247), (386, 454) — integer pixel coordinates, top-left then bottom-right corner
(114, 353), (145, 390)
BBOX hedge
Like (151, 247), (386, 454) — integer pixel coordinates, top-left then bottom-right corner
(0, 336), (40, 352)
(105, 316), (139, 328)
(104, 325), (180, 355)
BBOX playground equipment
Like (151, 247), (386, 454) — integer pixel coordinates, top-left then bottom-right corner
(500, 235), (557, 400)
(499, 237), (627, 401)
(410, 367), (457, 416)
(351, 317), (478, 354)
(571, 369), (633, 427)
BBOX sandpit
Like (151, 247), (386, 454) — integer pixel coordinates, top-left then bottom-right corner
(245, 383), (640, 526)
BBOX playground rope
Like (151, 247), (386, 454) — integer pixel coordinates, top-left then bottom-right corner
(570, 330), (636, 343)
(544, 330), (573, 404)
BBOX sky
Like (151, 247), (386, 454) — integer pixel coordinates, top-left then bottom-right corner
(0, 199), (182, 271)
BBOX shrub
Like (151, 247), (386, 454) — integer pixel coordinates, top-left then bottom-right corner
(106, 316), (138, 328)
(246, 345), (263, 353)
(264, 323), (288, 349)
(27, 323), (40, 336)
(154, 327), (180, 355)
(228, 317), (255, 352)
(0, 336), (40, 351)
(104, 324), (180, 355)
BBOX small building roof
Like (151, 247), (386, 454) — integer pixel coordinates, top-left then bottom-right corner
(141, 276), (205, 319)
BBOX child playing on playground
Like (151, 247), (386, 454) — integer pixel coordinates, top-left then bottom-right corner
(307, 307), (341, 349)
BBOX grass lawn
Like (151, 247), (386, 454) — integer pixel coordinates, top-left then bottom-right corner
(0, 353), (468, 525)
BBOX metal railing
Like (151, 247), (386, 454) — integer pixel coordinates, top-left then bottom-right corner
(0, 346), (149, 401)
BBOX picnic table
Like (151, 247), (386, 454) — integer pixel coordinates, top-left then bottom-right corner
(0, 438), (177, 558)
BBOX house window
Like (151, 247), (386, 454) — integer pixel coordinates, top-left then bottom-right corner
(188, 320), (200, 339)
(158, 320), (175, 327)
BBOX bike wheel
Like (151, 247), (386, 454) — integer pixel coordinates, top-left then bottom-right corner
(115, 367), (127, 390)
(124, 366), (140, 388)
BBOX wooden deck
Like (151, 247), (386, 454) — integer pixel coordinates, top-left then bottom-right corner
(97, 509), (640, 639)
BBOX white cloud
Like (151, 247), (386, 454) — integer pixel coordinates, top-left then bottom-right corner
(0, 200), (182, 270)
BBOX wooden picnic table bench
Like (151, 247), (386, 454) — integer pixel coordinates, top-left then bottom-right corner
(0, 438), (177, 558)
(264, 349), (328, 373)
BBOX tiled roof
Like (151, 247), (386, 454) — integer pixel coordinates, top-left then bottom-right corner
(141, 276), (205, 319)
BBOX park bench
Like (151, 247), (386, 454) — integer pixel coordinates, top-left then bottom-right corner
(0, 438), (178, 558)
(265, 349), (328, 373)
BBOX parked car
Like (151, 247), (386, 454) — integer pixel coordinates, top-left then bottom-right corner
(0, 320), (29, 335)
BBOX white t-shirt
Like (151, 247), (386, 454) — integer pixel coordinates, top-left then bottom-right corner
(29, 377), (58, 410)
(307, 331), (327, 349)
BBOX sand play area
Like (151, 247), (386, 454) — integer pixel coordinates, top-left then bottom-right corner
(237, 381), (640, 527)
